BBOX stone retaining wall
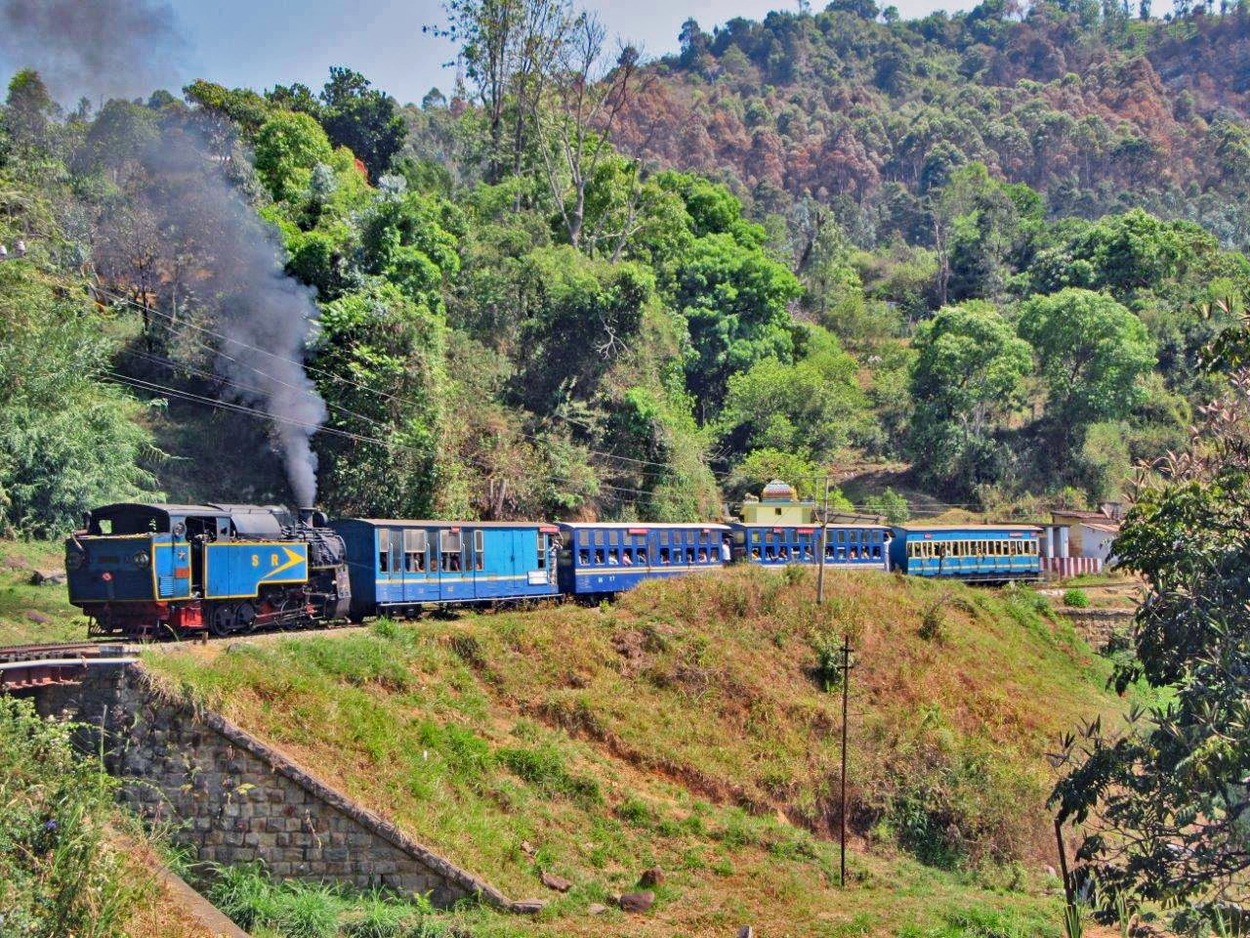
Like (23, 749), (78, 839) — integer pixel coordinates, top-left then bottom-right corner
(1055, 608), (1133, 652)
(34, 664), (515, 910)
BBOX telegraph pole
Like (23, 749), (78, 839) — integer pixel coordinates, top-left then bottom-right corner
(816, 475), (831, 604)
(840, 633), (852, 888)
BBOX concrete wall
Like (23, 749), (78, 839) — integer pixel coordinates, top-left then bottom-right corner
(34, 664), (514, 909)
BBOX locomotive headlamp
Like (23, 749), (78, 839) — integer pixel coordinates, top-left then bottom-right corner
(66, 550), (85, 570)
(133, 550), (151, 568)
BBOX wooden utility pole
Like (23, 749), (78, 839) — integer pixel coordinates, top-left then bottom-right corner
(840, 633), (852, 888)
(816, 475), (831, 605)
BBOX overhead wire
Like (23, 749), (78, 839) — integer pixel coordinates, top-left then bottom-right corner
(97, 284), (684, 480)
(102, 368), (659, 501)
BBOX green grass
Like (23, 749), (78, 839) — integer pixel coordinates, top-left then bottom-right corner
(143, 567), (1126, 936)
(0, 539), (82, 645)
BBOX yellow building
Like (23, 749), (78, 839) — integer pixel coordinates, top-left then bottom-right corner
(740, 480), (816, 525)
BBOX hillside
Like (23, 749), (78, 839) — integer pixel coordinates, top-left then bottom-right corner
(614, 7), (1250, 242)
(145, 568), (1133, 936)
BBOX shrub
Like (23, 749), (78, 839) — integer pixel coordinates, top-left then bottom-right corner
(1063, 589), (1090, 608)
(918, 601), (946, 642)
(0, 697), (143, 937)
(811, 631), (847, 691)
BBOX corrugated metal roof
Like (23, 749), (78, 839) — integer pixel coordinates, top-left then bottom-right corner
(558, 521), (731, 530)
(337, 519), (557, 529)
(896, 524), (1043, 533)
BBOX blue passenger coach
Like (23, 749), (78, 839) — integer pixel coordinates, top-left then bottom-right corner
(889, 525), (1042, 581)
(731, 523), (890, 570)
(336, 519), (561, 620)
(558, 522), (732, 596)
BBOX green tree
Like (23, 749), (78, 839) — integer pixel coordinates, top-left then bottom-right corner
(1017, 288), (1155, 453)
(319, 67), (406, 181)
(909, 301), (1033, 490)
(252, 111), (334, 203)
(718, 326), (866, 461)
(0, 253), (161, 536)
(311, 282), (448, 518)
(1051, 374), (1250, 930)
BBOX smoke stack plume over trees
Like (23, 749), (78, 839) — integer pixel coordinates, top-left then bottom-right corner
(1, 0), (328, 506)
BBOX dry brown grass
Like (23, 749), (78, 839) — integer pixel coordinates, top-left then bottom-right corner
(145, 567), (1125, 936)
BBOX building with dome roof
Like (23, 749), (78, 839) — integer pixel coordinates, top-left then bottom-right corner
(740, 480), (816, 525)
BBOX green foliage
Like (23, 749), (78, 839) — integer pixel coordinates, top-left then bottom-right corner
(312, 282), (448, 518)
(865, 488), (911, 524)
(1018, 289), (1156, 453)
(208, 863), (444, 938)
(497, 744), (602, 805)
(909, 302), (1033, 493)
(1061, 589), (1090, 608)
(254, 111), (335, 203)
(0, 257), (161, 536)
(1051, 366), (1250, 931)
(319, 67), (406, 181)
(718, 326), (866, 462)
(0, 697), (143, 936)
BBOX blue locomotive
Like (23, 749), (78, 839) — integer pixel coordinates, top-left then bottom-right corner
(65, 503), (350, 638)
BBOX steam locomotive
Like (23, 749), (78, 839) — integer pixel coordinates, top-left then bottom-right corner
(64, 502), (1042, 639)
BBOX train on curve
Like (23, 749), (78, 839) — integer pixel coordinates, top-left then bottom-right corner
(63, 502), (1043, 639)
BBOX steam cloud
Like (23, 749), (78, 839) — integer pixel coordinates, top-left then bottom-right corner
(1, 0), (330, 507)
(0, 0), (184, 101)
(151, 138), (330, 508)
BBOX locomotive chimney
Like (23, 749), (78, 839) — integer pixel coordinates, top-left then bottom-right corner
(299, 507), (314, 526)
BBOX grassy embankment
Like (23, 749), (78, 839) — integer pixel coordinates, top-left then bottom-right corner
(143, 564), (1137, 937)
(0, 539), (81, 645)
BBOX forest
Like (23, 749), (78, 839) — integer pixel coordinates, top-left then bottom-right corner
(2, 0), (1250, 535)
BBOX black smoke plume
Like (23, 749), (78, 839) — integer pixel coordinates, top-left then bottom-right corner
(2, 0), (330, 506)
(0, 0), (184, 101)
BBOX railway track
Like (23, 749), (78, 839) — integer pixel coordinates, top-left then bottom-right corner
(0, 641), (139, 691)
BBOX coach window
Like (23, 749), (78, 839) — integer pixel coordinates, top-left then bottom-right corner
(537, 532), (547, 569)
(473, 530), (485, 570)
(440, 531), (462, 572)
(404, 529), (427, 572)
(579, 547), (590, 564)
(659, 546), (671, 564)
(378, 529), (391, 572)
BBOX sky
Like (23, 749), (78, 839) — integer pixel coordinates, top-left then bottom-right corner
(1, 0), (980, 108)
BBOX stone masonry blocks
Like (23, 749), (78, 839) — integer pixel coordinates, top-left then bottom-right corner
(34, 664), (517, 910)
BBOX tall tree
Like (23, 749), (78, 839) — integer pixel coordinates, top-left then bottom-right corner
(532, 15), (641, 249)
(319, 67), (405, 181)
(1017, 288), (1155, 456)
(909, 301), (1033, 489)
(1052, 367), (1250, 931)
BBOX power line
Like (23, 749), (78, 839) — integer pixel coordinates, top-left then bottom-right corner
(103, 369), (657, 502)
(99, 285), (687, 480)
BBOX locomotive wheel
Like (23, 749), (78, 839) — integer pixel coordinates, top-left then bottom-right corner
(236, 602), (258, 633)
(208, 604), (235, 637)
